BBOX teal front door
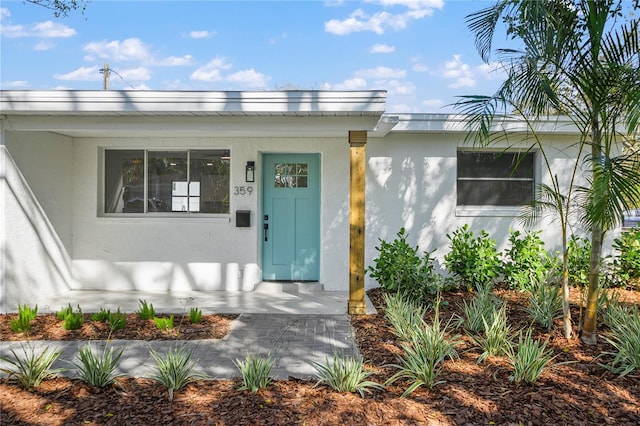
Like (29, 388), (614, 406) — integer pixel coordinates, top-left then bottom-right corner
(262, 153), (320, 281)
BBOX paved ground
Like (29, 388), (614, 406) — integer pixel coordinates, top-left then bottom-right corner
(0, 314), (361, 380)
(2, 284), (375, 380)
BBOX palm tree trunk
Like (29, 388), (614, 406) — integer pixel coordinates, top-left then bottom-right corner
(581, 227), (603, 344)
(561, 248), (573, 339)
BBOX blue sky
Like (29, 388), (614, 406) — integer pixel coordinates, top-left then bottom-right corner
(0, 0), (509, 112)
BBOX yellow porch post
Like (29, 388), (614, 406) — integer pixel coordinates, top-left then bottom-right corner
(348, 130), (367, 315)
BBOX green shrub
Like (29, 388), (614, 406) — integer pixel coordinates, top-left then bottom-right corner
(601, 306), (640, 377)
(444, 225), (500, 290)
(502, 230), (551, 291)
(470, 303), (513, 363)
(234, 352), (275, 393)
(73, 343), (124, 388)
(611, 228), (640, 287)
(525, 279), (562, 330)
(150, 345), (203, 401)
(507, 330), (556, 384)
(10, 304), (38, 334)
(567, 235), (591, 287)
(311, 353), (383, 398)
(137, 299), (155, 320)
(189, 307), (203, 324)
(367, 228), (442, 304)
(383, 292), (427, 342)
(62, 306), (84, 330)
(386, 311), (460, 395)
(0, 344), (63, 390)
(457, 283), (498, 333)
(154, 315), (174, 330)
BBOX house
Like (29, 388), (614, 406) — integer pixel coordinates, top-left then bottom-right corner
(0, 90), (597, 313)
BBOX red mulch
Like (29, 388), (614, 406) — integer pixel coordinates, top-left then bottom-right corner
(1, 287), (639, 425)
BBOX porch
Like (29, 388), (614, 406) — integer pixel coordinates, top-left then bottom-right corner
(25, 282), (377, 315)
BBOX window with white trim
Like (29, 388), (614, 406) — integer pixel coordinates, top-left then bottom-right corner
(457, 151), (535, 207)
(104, 149), (230, 214)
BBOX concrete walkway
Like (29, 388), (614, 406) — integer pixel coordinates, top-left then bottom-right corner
(1, 281), (379, 381)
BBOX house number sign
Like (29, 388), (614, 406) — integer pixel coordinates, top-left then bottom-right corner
(233, 186), (254, 196)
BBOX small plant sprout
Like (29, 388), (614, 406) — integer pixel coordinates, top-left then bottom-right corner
(137, 299), (155, 320)
(154, 315), (174, 330)
(189, 307), (203, 324)
(234, 352), (275, 393)
(310, 353), (383, 398)
(108, 309), (127, 332)
(10, 304), (38, 334)
(91, 307), (112, 322)
(62, 305), (84, 331)
(56, 304), (74, 321)
(150, 345), (204, 402)
(0, 344), (64, 390)
(73, 343), (124, 388)
(601, 306), (640, 377)
(525, 279), (562, 330)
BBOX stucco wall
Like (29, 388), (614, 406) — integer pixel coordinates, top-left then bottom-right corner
(70, 136), (350, 292)
(1, 131), (73, 311)
(364, 132), (590, 288)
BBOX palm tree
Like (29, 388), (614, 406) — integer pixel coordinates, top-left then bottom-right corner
(456, 0), (640, 344)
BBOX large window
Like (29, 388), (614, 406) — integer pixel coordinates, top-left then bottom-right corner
(457, 151), (535, 207)
(104, 149), (230, 214)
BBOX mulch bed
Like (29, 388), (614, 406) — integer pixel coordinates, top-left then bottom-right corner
(1, 286), (639, 425)
(0, 313), (237, 341)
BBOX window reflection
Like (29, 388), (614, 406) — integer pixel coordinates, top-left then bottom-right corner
(274, 163), (308, 188)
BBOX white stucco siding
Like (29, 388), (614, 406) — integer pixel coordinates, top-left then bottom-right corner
(1, 132), (73, 310)
(70, 136), (350, 292)
(365, 132), (585, 288)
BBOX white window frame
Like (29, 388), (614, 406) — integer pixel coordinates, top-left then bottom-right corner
(100, 148), (231, 218)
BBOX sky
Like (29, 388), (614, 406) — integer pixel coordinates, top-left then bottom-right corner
(0, 0), (511, 113)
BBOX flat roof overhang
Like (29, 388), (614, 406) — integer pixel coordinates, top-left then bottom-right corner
(0, 90), (387, 138)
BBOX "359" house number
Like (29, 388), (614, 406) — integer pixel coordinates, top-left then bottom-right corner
(233, 186), (254, 196)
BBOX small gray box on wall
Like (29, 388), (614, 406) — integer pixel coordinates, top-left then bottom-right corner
(236, 210), (251, 227)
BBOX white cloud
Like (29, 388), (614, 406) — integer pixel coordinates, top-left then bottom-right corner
(355, 66), (406, 79)
(1, 20), (76, 38)
(1, 8), (10, 19)
(476, 62), (506, 81)
(412, 63), (428, 72)
(370, 43), (395, 53)
(54, 66), (102, 81)
(330, 78), (369, 90)
(34, 40), (55, 51)
(422, 98), (444, 109)
(190, 30), (211, 39)
(325, 1), (442, 35)
(384, 79), (415, 96)
(119, 67), (151, 81)
(190, 57), (233, 82)
(2, 80), (29, 88)
(83, 38), (151, 62)
(441, 54), (475, 89)
(156, 55), (194, 66)
(227, 69), (270, 88)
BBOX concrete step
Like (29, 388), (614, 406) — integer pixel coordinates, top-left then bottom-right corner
(254, 281), (325, 295)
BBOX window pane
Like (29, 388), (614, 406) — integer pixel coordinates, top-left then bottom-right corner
(104, 150), (144, 213)
(190, 150), (230, 213)
(458, 180), (534, 206)
(148, 151), (187, 212)
(458, 152), (534, 179)
(274, 162), (308, 188)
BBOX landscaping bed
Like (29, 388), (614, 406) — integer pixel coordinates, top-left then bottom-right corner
(1, 286), (639, 425)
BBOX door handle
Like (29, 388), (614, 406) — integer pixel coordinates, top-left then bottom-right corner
(263, 223), (269, 242)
